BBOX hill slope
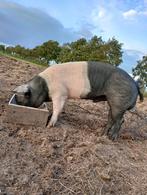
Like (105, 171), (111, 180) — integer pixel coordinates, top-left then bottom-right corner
(0, 56), (147, 195)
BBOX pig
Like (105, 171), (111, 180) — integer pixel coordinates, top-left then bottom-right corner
(13, 61), (143, 140)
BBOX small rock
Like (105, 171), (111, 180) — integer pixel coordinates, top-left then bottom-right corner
(19, 175), (29, 185)
(100, 172), (111, 181)
(51, 165), (63, 179)
(0, 126), (4, 131)
(67, 156), (73, 162)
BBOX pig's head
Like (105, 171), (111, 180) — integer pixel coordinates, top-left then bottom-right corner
(13, 76), (49, 107)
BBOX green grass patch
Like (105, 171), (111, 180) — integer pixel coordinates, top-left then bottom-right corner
(0, 51), (48, 67)
(144, 91), (147, 97)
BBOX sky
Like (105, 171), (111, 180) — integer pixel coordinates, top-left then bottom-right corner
(0, 0), (147, 72)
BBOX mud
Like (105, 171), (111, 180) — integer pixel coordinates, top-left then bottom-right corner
(0, 56), (147, 195)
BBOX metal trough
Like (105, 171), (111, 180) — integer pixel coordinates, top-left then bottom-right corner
(6, 94), (49, 127)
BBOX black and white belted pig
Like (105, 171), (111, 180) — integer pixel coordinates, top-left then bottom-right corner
(13, 61), (143, 140)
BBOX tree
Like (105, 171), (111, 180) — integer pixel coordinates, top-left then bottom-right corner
(0, 45), (5, 52)
(13, 45), (27, 57)
(133, 55), (147, 87)
(3, 36), (123, 67)
(5, 46), (14, 54)
(31, 46), (45, 62)
(88, 36), (106, 61)
(105, 37), (123, 66)
(58, 36), (123, 66)
(57, 43), (72, 63)
(39, 40), (61, 64)
(70, 38), (89, 61)
(58, 38), (89, 62)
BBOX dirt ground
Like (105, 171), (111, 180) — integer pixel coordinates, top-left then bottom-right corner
(0, 56), (147, 195)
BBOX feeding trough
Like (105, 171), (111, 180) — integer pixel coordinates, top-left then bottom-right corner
(6, 94), (49, 127)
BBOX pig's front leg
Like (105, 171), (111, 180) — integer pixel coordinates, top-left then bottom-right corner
(49, 95), (67, 127)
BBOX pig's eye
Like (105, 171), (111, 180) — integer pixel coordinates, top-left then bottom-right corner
(24, 89), (31, 98)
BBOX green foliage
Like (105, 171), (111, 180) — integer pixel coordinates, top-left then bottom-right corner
(57, 36), (123, 66)
(87, 36), (105, 61)
(57, 44), (72, 62)
(105, 38), (123, 66)
(5, 46), (14, 54)
(2, 35), (123, 67)
(144, 91), (147, 97)
(33, 40), (61, 64)
(0, 45), (5, 52)
(133, 55), (147, 87)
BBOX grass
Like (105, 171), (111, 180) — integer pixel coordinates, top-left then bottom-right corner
(144, 91), (147, 98)
(0, 51), (48, 67)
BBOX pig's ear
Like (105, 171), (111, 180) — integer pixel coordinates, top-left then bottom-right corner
(13, 84), (29, 94)
(13, 84), (31, 98)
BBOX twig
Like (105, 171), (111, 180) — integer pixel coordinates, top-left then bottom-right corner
(58, 181), (76, 194)
(68, 102), (98, 116)
(129, 109), (146, 119)
(99, 183), (104, 195)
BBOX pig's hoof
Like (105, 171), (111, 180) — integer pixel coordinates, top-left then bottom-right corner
(48, 116), (58, 128)
(108, 132), (119, 141)
(48, 121), (56, 128)
(48, 123), (53, 128)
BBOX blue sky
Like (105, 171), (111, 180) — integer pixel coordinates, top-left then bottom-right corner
(0, 0), (147, 72)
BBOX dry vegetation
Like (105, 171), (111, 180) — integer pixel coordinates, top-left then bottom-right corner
(0, 56), (147, 195)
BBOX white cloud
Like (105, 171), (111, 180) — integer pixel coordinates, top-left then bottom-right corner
(123, 9), (138, 19)
(91, 6), (107, 23)
(90, 5), (113, 36)
(98, 7), (106, 18)
(123, 9), (147, 19)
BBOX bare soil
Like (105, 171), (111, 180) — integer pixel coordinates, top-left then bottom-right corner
(0, 56), (147, 195)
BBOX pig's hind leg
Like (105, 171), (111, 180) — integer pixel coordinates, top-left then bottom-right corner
(107, 110), (125, 140)
(101, 109), (113, 136)
(104, 97), (125, 140)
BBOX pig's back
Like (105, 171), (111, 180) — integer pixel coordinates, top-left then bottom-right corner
(39, 61), (91, 98)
